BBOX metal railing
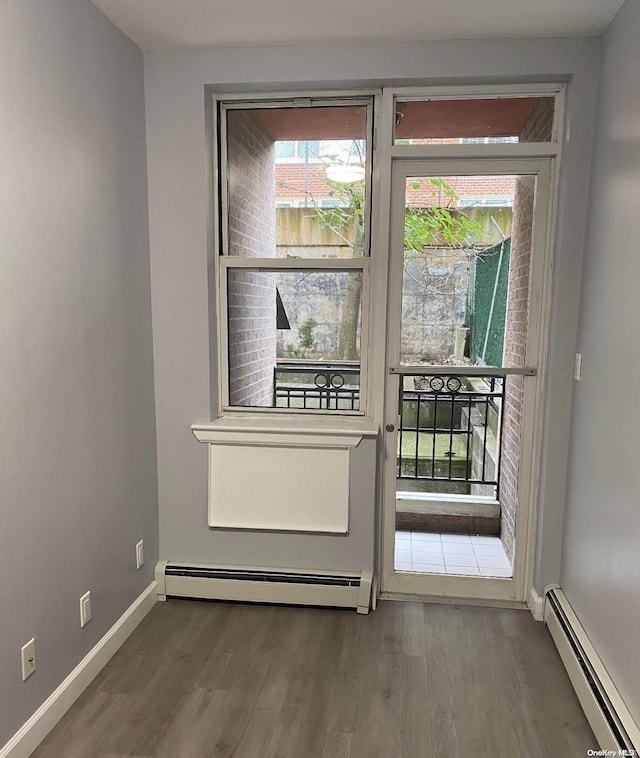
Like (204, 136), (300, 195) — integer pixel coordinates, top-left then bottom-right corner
(273, 361), (360, 410)
(397, 373), (505, 488)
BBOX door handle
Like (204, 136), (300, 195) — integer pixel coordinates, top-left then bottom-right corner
(385, 423), (395, 432)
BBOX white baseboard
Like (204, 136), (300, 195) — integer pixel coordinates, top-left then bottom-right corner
(527, 585), (544, 621)
(0, 582), (157, 758)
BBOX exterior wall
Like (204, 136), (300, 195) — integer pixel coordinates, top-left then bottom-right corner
(469, 402), (499, 500)
(275, 161), (516, 207)
(276, 206), (354, 258)
(519, 96), (555, 142)
(561, 0), (640, 721)
(401, 252), (470, 362)
(275, 162), (331, 204)
(228, 270), (277, 405)
(499, 175), (535, 561)
(500, 94), (555, 559)
(275, 271), (361, 360)
(0, 0), (158, 747)
(226, 110), (277, 406)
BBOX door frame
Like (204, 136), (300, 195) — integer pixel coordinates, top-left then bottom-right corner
(379, 156), (556, 603)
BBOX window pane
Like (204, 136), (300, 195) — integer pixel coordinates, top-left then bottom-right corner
(393, 96), (555, 144)
(227, 269), (362, 410)
(224, 102), (370, 258)
(399, 173), (535, 369)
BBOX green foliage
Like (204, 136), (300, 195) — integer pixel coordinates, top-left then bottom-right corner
(313, 178), (365, 255)
(305, 146), (488, 361)
(311, 175), (485, 257)
(285, 317), (318, 359)
(403, 179), (486, 253)
(298, 317), (318, 351)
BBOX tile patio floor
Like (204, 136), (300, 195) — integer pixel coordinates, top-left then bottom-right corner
(394, 531), (512, 577)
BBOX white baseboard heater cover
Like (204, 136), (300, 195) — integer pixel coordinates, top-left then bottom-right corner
(155, 561), (373, 614)
(544, 588), (639, 753)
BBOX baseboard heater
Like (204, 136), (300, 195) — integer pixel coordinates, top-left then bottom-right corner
(544, 588), (639, 753)
(155, 561), (373, 614)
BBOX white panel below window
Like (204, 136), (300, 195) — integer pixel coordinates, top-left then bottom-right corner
(208, 443), (350, 532)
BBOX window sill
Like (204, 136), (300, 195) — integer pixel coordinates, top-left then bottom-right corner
(191, 416), (378, 449)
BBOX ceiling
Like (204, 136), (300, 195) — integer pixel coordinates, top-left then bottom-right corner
(90, 0), (624, 51)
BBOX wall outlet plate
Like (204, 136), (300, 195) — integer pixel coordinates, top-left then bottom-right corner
(136, 539), (144, 570)
(21, 638), (36, 681)
(80, 591), (92, 628)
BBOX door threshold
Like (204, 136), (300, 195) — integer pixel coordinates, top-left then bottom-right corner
(379, 591), (527, 610)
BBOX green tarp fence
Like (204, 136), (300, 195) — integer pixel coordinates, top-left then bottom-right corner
(468, 237), (511, 367)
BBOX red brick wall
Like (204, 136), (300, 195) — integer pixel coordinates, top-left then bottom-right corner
(274, 161), (516, 208)
(226, 111), (277, 406)
(519, 98), (554, 143)
(499, 100), (553, 559)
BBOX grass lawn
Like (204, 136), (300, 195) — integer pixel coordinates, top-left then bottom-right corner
(398, 431), (469, 460)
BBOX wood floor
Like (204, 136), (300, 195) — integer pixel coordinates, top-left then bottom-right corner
(34, 598), (595, 758)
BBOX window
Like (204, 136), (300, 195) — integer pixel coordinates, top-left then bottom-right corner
(275, 140), (320, 160)
(393, 96), (556, 144)
(461, 137), (519, 145)
(218, 96), (373, 413)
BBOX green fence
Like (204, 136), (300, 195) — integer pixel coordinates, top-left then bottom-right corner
(469, 238), (511, 367)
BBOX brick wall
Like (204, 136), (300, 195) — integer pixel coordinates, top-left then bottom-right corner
(274, 161), (516, 207)
(519, 98), (554, 143)
(226, 111), (277, 406)
(499, 100), (552, 559)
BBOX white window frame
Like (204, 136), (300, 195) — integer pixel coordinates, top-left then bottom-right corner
(369, 82), (564, 606)
(213, 92), (376, 418)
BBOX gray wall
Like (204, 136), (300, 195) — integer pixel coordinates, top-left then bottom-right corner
(144, 38), (599, 584)
(0, 0), (157, 746)
(561, 0), (640, 720)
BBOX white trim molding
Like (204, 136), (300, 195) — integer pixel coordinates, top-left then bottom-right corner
(527, 585), (545, 621)
(191, 418), (378, 448)
(0, 582), (157, 758)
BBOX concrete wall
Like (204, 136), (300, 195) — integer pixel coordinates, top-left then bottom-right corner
(0, 0), (157, 748)
(401, 252), (470, 363)
(143, 37), (599, 586)
(276, 271), (361, 360)
(226, 111), (277, 406)
(561, 0), (640, 721)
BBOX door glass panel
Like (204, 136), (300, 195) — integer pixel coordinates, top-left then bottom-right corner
(399, 174), (535, 369)
(394, 172), (538, 580)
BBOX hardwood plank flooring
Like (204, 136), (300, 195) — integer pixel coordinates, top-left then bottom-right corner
(34, 599), (595, 757)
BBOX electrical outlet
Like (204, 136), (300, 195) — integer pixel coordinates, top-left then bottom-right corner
(80, 591), (92, 628)
(21, 638), (36, 681)
(136, 539), (144, 570)
(574, 352), (582, 381)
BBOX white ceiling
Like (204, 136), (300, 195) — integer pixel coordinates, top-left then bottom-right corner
(91, 0), (624, 51)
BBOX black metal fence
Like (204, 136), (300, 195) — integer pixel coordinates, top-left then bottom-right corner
(272, 364), (504, 490)
(397, 373), (504, 488)
(273, 361), (360, 410)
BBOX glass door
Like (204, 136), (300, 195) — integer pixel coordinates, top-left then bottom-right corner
(381, 158), (552, 601)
